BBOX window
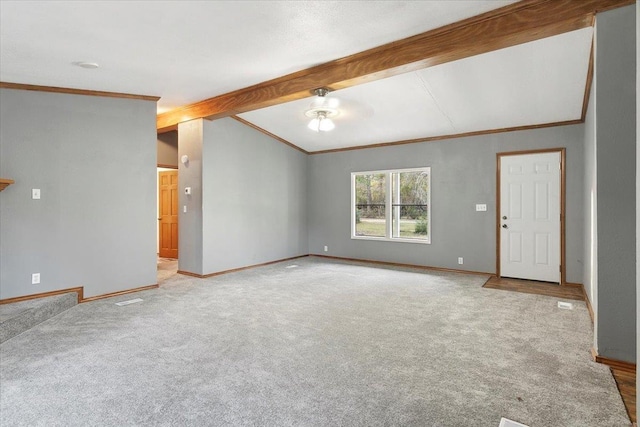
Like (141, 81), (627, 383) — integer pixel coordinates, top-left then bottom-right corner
(352, 167), (431, 244)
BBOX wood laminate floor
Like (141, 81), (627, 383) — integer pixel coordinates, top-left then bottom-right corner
(611, 367), (636, 424)
(483, 276), (584, 300)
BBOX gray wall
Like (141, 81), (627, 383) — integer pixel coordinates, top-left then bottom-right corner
(177, 120), (204, 275)
(0, 89), (157, 299)
(595, 5), (636, 363)
(636, 0), (640, 419)
(308, 125), (585, 282)
(582, 83), (598, 318)
(201, 118), (308, 274)
(157, 130), (178, 167)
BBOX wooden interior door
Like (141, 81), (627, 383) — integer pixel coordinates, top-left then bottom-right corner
(159, 170), (178, 258)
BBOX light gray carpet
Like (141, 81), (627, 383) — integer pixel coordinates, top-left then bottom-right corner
(0, 257), (629, 426)
(0, 292), (77, 343)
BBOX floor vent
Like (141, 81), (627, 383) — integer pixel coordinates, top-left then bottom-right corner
(285, 265), (299, 269)
(557, 301), (574, 310)
(499, 418), (529, 427)
(115, 298), (143, 306)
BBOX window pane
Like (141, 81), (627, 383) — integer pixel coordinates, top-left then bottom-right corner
(354, 173), (386, 237)
(392, 170), (429, 240)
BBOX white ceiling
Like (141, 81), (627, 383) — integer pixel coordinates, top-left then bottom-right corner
(0, 0), (515, 112)
(0, 1), (593, 153)
(239, 27), (593, 152)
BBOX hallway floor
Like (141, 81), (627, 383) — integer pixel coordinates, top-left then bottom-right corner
(157, 256), (178, 284)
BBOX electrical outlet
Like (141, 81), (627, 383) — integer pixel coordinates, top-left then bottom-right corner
(475, 204), (487, 211)
(458, 257), (463, 265)
(31, 273), (40, 284)
(324, 246), (328, 252)
(32, 189), (41, 199)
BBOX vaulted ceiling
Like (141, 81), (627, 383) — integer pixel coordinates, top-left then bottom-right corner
(0, 1), (630, 153)
(239, 27), (593, 153)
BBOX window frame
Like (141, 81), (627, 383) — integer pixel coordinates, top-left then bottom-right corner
(351, 167), (431, 244)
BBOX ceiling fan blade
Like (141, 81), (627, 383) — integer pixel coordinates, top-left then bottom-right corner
(333, 97), (374, 121)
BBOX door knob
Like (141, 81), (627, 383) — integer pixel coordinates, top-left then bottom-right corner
(502, 224), (508, 229)
(502, 216), (507, 220)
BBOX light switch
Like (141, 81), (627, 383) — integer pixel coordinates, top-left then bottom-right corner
(32, 189), (41, 199)
(183, 205), (187, 213)
(475, 204), (487, 211)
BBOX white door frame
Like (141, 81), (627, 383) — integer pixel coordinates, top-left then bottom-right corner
(496, 148), (566, 284)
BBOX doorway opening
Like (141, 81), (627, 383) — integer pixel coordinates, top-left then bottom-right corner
(157, 166), (178, 283)
(157, 129), (179, 283)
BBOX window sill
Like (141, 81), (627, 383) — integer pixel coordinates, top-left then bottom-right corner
(351, 236), (431, 245)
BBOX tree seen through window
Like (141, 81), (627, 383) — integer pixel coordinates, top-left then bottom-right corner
(353, 168), (430, 242)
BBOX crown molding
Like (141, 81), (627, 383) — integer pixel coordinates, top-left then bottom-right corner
(0, 82), (160, 102)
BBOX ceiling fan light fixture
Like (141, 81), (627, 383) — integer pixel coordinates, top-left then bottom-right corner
(318, 116), (335, 132)
(305, 88), (338, 132)
(307, 116), (321, 132)
(307, 111), (335, 132)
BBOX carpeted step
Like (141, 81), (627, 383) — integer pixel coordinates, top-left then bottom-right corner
(0, 292), (78, 343)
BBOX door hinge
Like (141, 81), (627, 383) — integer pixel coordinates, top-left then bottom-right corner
(559, 265), (562, 272)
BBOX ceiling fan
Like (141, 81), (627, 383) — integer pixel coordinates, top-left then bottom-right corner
(305, 88), (339, 132)
(304, 87), (375, 132)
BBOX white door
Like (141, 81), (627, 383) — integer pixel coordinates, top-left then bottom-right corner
(500, 151), (560, 283)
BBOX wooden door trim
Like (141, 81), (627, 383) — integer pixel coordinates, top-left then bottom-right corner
(496, 148), (566, 284)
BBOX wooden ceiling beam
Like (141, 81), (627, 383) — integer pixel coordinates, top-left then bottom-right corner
(156, 0), (633, 131)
